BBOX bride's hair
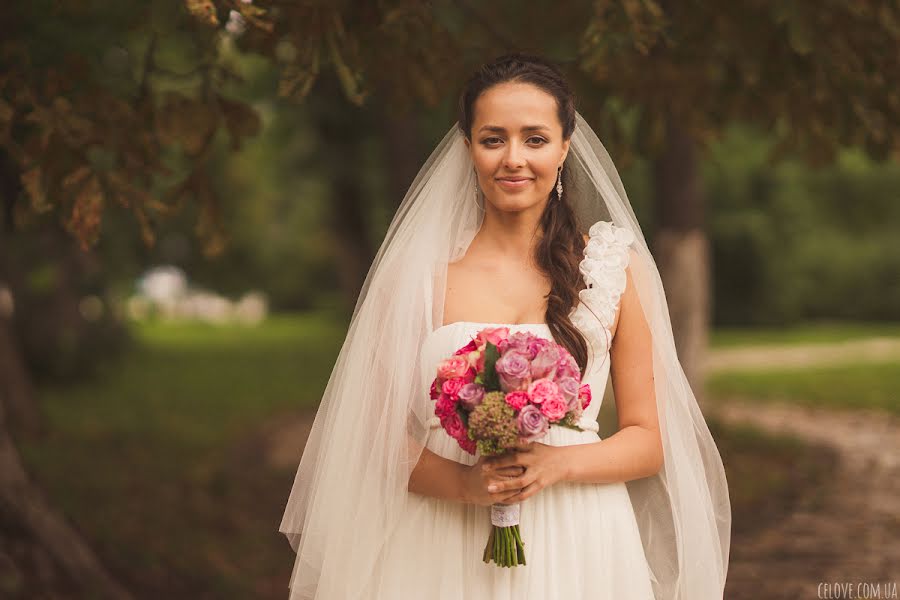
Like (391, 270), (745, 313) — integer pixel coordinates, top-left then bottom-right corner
(457, 53), (590, 372)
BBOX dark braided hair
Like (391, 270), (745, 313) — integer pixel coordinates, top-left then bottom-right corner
(457, 53), (590, 373)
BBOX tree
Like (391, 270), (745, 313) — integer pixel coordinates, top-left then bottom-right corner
(0, 2), (259, 595)
(226, 0), (899, 395)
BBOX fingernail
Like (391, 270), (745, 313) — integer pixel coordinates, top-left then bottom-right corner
(488, 485), (497, 492)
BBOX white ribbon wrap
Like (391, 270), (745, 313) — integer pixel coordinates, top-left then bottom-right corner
(490, 503), (521, 527)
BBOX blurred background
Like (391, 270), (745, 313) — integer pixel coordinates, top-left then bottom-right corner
(0, 1), (897, 598)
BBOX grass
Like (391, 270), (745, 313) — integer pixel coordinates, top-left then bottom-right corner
(707, 360), (900, 415)
(711, 320), (900, 348)
(707, 418), (837, 535)
(19, 313), (345, 599)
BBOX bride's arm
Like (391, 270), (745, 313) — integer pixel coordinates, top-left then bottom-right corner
(560, 257), (664, 484)
(407, 446), (468, 502)
(408, 442), (526, 505)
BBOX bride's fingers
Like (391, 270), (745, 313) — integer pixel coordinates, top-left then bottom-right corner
(488, 471), (535, 494)
(504, 480), (541, 504)
(496, 487), (524, 503)
(494, 465), (525, 477)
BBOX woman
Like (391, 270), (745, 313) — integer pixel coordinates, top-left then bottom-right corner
(280, 53), (731, 599)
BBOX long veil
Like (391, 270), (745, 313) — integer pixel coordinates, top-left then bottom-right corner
(279, 112), (731, 599)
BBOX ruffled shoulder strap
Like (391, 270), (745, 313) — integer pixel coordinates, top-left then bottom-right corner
(569, 220), (637, 349)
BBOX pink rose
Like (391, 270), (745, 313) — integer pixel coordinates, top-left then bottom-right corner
(495, 351), (531, 391)
(517, 404), (549, 441)
(437, 356), (469, 380)
(429, 378), (441, 400)
(457, 434), (477, 455)
(579, 383), (592, 409)
(457, 382), (485, 410)
(558, 376), (580, 411)
(504, 391), (530, 410)
(455, 339), (478, 355)
(501, 332), (534, 357)
(528, 379), (560, 405)
(555, 351), (581, 380)
(442, 377), (466, 400)
(440, 411), (467, 442)
(434, 394), (457, 418)
(531, 345), (561, 379)
(475, 326), (509, 349)
(526, 337), (550, 360)
(540, 395), (568, 421)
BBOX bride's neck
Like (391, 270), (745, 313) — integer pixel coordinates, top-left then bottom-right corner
(473, 210), (544, 262)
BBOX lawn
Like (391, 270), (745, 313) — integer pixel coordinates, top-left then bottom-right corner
(19, 313), (345, 599)
(707, 360), (900, 415)
(711, 320), (900, 348)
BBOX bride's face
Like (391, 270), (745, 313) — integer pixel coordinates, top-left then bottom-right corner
(464, 81), (570, 214)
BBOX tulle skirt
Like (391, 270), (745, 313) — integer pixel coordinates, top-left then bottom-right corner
(369, 424), (657, 599)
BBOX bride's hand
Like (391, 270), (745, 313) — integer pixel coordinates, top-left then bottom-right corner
(481, 441), (566, 503)
(461, 455), (526, 507)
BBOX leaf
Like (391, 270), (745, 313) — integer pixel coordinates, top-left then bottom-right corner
(21, 167), (50, 213)
(325, 21), (367, 106)
(66, 174), (104, 249)
(185, 0), (219, 27)
(482, 342), (501, 391)
(217, 94), (261, 150)
(156, 92), (218, 156)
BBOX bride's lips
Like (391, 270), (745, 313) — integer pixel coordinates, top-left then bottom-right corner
(496, 177), (534, 190)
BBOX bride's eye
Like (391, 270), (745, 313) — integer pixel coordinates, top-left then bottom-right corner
(527, 136), (548, 145)
(480, 137), (503, 146)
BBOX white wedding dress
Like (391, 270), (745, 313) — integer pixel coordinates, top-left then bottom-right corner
(367, 221), (657, 599)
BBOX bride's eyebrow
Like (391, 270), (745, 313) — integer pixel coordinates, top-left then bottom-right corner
(478, 125), (551, 134)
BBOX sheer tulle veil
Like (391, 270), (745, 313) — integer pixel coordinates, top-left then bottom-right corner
(279, 112), (731, 599)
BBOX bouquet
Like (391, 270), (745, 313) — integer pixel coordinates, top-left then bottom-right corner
(429, 326), (593, 567)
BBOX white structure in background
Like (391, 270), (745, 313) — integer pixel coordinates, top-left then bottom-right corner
(127, 265), (268, 325)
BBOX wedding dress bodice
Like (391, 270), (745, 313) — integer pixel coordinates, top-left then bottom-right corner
(420, 220), (636, 437)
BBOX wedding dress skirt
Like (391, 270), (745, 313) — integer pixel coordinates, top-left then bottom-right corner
(368, 321), (657, 599)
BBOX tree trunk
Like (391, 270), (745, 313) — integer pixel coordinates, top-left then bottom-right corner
(0, 294), (42, 436)
(652, 115), (710, 403)
(0, 313), (134, 599)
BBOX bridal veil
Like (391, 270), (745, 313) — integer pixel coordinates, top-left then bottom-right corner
(279, 112), (731, 599)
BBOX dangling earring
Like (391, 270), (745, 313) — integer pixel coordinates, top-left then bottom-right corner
(556, 166), (564, 199)
(473, 176), (482, 210)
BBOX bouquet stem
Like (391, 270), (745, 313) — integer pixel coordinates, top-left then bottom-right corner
(482, 504), (526, 567)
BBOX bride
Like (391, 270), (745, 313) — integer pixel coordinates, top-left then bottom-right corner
(279, 53), (731, 599)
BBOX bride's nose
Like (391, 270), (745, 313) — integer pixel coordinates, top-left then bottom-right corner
(503, 141), (527, 169)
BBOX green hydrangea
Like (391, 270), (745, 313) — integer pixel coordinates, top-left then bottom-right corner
(467, 391), (518, 456)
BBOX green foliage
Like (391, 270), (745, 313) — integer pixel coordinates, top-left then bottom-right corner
(707, 125), (900, 325)
(578, 0), (900, 163)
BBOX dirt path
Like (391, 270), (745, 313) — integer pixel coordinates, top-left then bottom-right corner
(714, 398), (900, 599)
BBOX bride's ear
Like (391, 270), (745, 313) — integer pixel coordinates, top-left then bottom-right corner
(559, 138), (571, 166)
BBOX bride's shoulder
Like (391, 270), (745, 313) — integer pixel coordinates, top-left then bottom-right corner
(580, 219), (636, 250)
(578, 219), (639, 284)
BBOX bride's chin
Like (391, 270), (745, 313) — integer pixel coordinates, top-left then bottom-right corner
(485, 195), (544, 213)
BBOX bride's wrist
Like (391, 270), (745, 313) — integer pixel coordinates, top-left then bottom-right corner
(555, 445), (575, 484)
(456, 462), (473, 504)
